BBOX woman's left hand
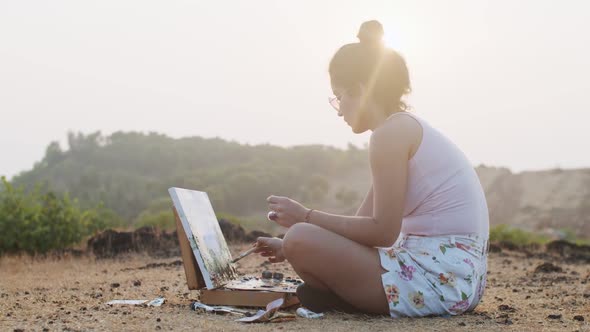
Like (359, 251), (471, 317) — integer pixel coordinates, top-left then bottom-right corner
(266, 195), (309, 228)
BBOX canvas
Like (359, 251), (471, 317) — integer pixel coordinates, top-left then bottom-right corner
(169, 187), (238, 289)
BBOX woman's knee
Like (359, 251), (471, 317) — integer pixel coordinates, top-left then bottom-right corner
(282, 223), (317, 261)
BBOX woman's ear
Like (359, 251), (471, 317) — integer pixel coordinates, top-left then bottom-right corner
(342, 84), (362, 98)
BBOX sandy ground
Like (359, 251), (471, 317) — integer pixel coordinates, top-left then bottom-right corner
(1, 244), (589, 332)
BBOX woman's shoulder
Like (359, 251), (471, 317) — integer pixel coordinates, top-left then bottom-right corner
(370, 112), (423, 160)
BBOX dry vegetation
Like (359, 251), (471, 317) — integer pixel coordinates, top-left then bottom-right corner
(1, 243), (589, 332)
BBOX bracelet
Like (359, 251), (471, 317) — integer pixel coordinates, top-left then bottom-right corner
(304, 208), (314, 223)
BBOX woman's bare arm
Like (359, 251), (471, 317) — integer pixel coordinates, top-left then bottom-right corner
(355, 185), (373, 217)
(301, 118), (412, 247)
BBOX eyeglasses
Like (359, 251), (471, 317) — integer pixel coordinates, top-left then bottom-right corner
(328, 95), (340, 111)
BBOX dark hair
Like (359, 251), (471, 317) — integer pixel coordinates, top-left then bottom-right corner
(329, 20), (411, 113)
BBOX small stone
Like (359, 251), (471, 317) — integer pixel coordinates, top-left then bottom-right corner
(110, 283), (120, 288)
(535, 263), (563, 274)
(156, 318), (161, 322)
(133, 280), (142, 287)
(573, 315), (584, 322)
(548, 314), (562, 319)
(458, 322), (466, 326)
(498, 304), (516, 312)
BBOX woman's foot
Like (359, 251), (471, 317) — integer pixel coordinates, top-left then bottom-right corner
(296, 283), (359, 313)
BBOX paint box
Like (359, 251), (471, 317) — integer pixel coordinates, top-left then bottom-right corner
(169, 187), (299, 308)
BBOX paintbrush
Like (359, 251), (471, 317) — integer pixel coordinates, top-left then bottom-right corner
(231, 244), (258, 263)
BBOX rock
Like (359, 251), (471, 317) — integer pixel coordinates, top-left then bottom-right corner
(573, 315), (584, 322)
(489, 243), (502, 253)
(218, 219), (248, 243)
(498, 304), (516, 312)
(498, 241), (520, 251)
(246, 230), (273, 242)
(86, 227), (179, 258)
(497, 318), (513, 325)
(218, 219), (272, 243)
(87, 220), (275, 258)
(546, 240), (590, 263)
(534, 262), (563, 274)
(547, 314), (562, 319)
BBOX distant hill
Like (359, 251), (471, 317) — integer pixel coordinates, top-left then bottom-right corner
(11, 131), (369, 225)
(10, 131), (590, 237)
(476, 166), (590, 237)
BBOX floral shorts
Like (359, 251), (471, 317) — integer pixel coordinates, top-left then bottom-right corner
(378, 233), (488, 318)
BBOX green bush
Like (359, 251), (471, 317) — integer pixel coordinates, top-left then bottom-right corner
(0, 177), (122, 254)
(135, 210), (175, 230)
(489, 224), (550, 245)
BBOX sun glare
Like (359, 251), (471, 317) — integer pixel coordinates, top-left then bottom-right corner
(384, 29), (402, 50)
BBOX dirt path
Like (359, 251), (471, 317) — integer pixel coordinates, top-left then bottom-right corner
(1, 244), (589, 331)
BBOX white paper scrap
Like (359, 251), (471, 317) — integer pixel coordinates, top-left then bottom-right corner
(236, 297), (285, 323)
(296, 307), (324, 319)
(147, 297), (166, 307)
(106, 299), (148, 305)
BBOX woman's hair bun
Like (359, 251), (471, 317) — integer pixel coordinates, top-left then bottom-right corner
(357, 20), (384, 45)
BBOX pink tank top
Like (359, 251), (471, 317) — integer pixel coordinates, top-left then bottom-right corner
(388, 112), (489, 237)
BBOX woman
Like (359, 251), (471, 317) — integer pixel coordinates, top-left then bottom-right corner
(255, 20), (489, 318)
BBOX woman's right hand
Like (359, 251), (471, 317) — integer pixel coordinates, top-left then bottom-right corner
(254, 237), (285, 263)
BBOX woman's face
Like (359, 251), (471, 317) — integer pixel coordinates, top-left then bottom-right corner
(331, 84), (370, 133)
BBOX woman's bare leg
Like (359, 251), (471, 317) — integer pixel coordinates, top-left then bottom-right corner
(292, 270), (331, 291)
(283, 223), (390, 314)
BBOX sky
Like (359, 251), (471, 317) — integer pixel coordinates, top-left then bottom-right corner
(1, 0), (589, 179)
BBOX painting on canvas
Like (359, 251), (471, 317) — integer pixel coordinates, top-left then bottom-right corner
(169, 187), (238, 289)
